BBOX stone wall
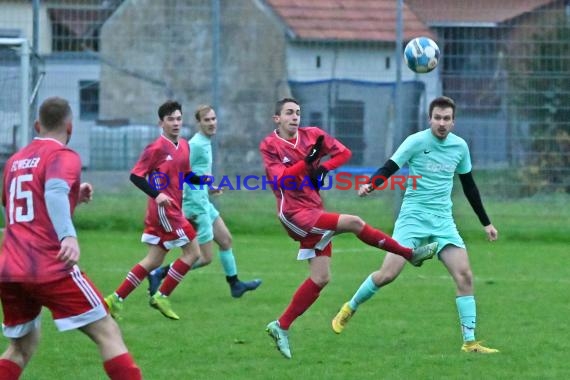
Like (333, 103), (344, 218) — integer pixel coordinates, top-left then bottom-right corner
(100, 0), (289, 175)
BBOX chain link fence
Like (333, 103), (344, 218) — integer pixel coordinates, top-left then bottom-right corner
(0, 38), (29, 163)
(1, 0), (569, 207)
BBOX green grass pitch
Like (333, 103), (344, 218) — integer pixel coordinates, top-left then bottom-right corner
(2, 188), (569, 379)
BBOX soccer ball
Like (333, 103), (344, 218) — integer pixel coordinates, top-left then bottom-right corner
(404, 37), (440, 73)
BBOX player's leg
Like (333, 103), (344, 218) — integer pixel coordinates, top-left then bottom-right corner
(440, 245), (498, 353)
(0, 293), (41, 375)
(39, 270), (143, 377)
(279, 253), (330, 329)
(191, 210), (216, 269)
(437, 215), (498, 353)
(147, 261), (171, 296)
(53, 269), (138, 377)
(336, 214), (436, 266)
(147, 260), (170, 296)
(266, 211), (335, 358)
(106, 244), (167, 318)
(332, 252), (408, 333)
(440, 245), (474, 339)
(150, 231), (200, 320)
(158, 237), (200, 296)
(267, 246), (331, 359)
(213, 216), (262, 297)
(146, 208), (222, 296)
(147, 213), (212, 295)
(0, 329), (39, 379)
(80, 316), (141, 380)
(0, 283), (42, 378)
(332, 214), (427, 333)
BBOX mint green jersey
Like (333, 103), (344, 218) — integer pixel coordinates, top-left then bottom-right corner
(182, 132), (211, 215)
(391, 129), (471, 217)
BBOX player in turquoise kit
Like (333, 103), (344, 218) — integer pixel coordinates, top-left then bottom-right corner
(332, 96), (499, 354)
(148, 105), (261, 298)
(260, 98), (437, 359)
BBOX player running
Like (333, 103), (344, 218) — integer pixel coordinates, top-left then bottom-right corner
(147, 105), (261, 298)
(0, 97), (142, 379)
(104, 100), (206, 321)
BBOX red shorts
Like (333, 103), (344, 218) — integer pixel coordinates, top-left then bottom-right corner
(142, 218), (197, 251)
(0, 266), (107, 337)
(280, 210), (340, 260)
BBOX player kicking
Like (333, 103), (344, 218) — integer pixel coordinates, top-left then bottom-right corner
(0, 97), (141, 379)
(147, 105), (261, 298)
(332, 96), (499, 354)
(104, 100), (206, 321)
(259, 97), (438, 359)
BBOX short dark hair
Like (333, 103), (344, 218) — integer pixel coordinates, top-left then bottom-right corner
(39, 97), (72, 131)
(274, 97), (299, 115)
(158, 100), (182, 120)
(429, 96), (456, 119)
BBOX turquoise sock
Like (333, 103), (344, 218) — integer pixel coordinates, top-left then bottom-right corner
(219, 249), (237, 277)
(348, 274), (379, 310)
(456, 295), (476, 342)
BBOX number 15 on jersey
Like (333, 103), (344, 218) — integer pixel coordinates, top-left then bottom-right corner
(7, 174), (34, 224)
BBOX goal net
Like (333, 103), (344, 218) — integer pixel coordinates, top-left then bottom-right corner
(0, 37), (30, 164)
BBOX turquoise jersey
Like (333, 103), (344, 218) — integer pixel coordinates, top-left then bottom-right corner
(391, 129), (471, 218)
(182, 132), (211, 215)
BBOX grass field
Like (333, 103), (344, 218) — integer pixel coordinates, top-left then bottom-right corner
(2, 187), (569, 379)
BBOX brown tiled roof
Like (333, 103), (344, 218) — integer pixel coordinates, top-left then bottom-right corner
(405, 0), (558, 25)
(264, 0), (435, 42)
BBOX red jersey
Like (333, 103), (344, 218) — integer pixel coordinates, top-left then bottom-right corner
(1, 138), (81, 283)
(131, 135), (190, 231)
(259, 127), (348, 217)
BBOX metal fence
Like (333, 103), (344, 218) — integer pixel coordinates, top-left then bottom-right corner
(1, 0), (569, 202)
(0, 38), (29, 163)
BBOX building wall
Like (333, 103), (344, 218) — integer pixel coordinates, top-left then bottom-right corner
(287, 43), (440, 165)
(38, 59), (100, 167)
(0, 1), (52, 54)
(287, 42), (440, 116)
(99, 0), (288, 175)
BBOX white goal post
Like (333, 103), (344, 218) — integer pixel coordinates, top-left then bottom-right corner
(0, 37), (30, 151)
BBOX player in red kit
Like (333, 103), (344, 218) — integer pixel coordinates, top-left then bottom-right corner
(104, 100), (205, 321)
(259, 98), (438, 359)
(0, 97), (141, 379)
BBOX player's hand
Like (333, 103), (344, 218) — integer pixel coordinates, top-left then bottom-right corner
(57, 236), (80, 267)
(79, 182), (93, 203)
(200, 175), (214, 186)
(484, 224), (498, 241)
(310, 166), (329, 190)
(209, 186), (223, 196)
(358, 183), (373, 197)
(305, 135), (325, 164)
(155, 193), (173, 207)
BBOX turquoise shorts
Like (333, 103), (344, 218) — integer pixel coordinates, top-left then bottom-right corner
(393, 212), (465, 257)
(185, 201), (220, 245)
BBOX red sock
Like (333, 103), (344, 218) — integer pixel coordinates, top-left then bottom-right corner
(357, 224), (412, 260)
(158, 259), (191, 296)
(103, 353), (142, 380)
(115, 264), (148, 299)
(0, 359), (22, 380)
(278, 278), (322, 330)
